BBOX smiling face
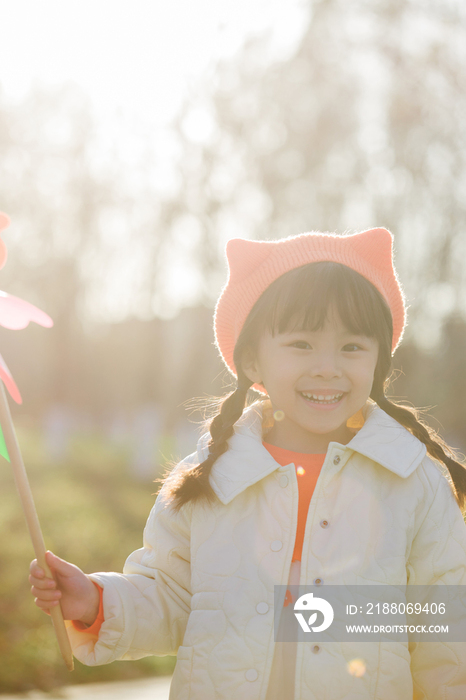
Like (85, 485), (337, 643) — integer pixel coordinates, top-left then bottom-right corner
(241, 307), (379, 452)
(233, 262), (393, 453)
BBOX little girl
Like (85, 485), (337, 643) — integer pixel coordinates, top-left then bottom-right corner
(30, 228), (466, 700)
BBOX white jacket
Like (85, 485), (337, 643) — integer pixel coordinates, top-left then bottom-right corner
(67, 399), (466, 699)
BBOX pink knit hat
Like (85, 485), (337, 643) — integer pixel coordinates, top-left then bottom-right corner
(214, 228), (406, 393)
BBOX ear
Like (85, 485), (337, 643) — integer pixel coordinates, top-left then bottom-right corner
(239, 346), (262, 385)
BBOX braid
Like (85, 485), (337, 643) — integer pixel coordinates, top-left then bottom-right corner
(371, 386), (466, 513)
(160, 366), (254, 513)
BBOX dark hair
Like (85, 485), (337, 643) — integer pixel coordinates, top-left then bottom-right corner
(159, 262), (466, 514)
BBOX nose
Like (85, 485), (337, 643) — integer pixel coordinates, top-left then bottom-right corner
(309, 351), (343, 379)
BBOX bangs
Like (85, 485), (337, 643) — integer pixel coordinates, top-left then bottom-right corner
(262, 262), (391, 339)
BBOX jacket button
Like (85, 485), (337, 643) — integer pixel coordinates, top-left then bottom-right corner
(312, 645), (320, 654)
(256, 602), (269, 614)
(320, 519), (329, 528)
(279, 475), (289, 488)
(271, 540), (283, 551)
(246, 669), (258, 681)
(333, 455), (341, 465)
(313, 577), (323, 585)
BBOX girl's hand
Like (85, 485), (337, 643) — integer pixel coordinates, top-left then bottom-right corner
(29, 550), (100, 625)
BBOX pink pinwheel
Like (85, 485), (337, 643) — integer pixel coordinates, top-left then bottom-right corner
(0, 212), (72, 669)
(0, 212), (53, 405)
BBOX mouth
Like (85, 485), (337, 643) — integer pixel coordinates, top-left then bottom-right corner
(299, 391), (346, 406)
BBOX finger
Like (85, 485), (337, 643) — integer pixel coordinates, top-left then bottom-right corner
(45, 551), (75, 577)
(29, 574), (56, 590)
(31, 585), (61, 602)
(34, 596), (59, 612)
(30, 561), (45, 578)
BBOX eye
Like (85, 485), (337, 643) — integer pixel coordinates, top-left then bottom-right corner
(291, 341), (311, 349)
(343, 344), (363, 352)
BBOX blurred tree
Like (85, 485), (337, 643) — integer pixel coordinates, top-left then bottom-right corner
(0, 84), (115, 404)
(1, 0), (465, 436)
(435, 312), (466, 449)
(366, 0), (466, 338)
(154, 0), (466, 347)
(0, 84), (168, 409)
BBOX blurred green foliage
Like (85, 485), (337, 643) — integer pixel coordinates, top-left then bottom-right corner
(0, 426), (176, 694)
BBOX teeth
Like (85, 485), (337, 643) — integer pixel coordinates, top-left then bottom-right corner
(301, 392), (344, 403)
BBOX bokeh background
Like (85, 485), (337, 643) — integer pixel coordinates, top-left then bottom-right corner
(1, 0), (466, 693)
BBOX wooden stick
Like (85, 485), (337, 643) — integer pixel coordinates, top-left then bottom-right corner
(0, 381), (74, 671)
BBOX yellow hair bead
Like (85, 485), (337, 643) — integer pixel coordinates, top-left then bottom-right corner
(346, 408), (365, 430)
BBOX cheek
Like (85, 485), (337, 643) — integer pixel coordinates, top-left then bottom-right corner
(264, 357), (297, 389)
(353, 365), (377, 390)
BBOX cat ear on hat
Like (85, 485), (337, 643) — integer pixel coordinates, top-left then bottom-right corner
(350, 227), (394, 271)
(225, 238), (274, 283)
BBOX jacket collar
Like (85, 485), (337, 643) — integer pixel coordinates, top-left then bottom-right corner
(197, 399), (427, 505)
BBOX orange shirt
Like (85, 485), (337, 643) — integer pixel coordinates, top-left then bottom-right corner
(262, 442), (326, 562)
(262, 442), (326, 608)
(71, 444), (326, 632)
(71, 581), (104, 634)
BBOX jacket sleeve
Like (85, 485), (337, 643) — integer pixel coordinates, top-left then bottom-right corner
(407, 458), (466, 699)
(65, 454), (196, 666)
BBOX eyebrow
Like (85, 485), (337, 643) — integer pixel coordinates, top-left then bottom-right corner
(284, 329), (371, 338)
